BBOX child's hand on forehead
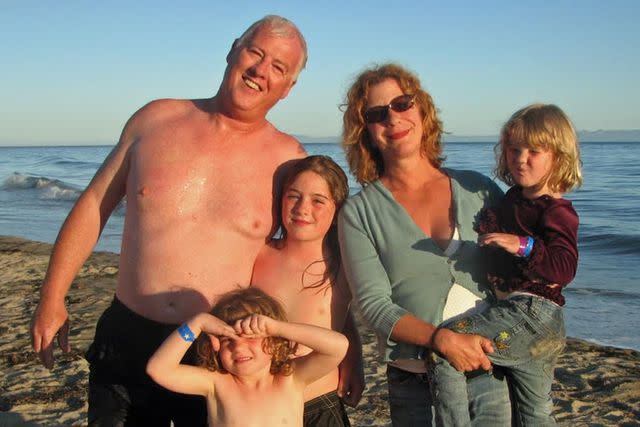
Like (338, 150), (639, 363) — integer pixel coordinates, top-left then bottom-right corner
(234, 314), (277, 338)
(199, 313), (237, 350)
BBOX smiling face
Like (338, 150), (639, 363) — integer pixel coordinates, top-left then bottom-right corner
(217, 335), (271, 377)
(365, 78), (423, 163)
(221, 25), (304, 120)
(506, 141), (556, 198)
(203, 288), (295, 375)
(282, 170), (337, 243)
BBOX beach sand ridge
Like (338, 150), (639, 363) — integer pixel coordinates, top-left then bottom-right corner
(1, 236), (639, 426)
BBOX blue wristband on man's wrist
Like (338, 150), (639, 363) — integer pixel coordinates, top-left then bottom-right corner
(178, 323), (196, 342)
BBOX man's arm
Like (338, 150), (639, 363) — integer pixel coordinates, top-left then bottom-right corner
(30, 111), (140, 369)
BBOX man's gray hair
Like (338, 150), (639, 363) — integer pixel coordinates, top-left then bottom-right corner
(235, 15), (308, 74)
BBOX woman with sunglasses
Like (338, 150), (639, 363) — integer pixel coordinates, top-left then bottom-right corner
(338, 63), (511, 426)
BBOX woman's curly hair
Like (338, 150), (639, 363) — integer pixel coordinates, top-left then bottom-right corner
(342, 63), (444, 184)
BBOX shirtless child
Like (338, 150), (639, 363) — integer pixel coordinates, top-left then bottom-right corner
(30, 15), (307, 425)
(147, 288), (348, 427)
(252, 156), (364, 426)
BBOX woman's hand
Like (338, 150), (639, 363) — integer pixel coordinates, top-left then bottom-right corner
(432, 328), (494, 372)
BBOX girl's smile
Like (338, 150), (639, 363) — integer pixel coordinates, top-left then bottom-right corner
(282, 171), (336, 243)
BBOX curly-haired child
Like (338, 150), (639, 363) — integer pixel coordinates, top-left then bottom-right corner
(147, 288), (348, 427)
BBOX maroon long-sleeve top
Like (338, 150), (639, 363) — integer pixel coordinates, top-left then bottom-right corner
(476, 186), (579, 306)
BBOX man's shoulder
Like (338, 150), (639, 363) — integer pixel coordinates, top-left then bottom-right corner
(124, 98), (196, 133)
(135, 98), (196, 120)
(264, 125), (306, 158)
(268, 124), (300, 145)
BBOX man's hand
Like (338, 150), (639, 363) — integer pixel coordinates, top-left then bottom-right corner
(30, 300), (71, 369)
(337, 350), (365, 407)
(432, 328), (494, 372)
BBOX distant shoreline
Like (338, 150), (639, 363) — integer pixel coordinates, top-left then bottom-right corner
(1, 140), (640, 148)
(2, 129), (640, 147)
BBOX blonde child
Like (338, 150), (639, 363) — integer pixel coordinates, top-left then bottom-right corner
(251, 155), (364, 426)
(431, 104), (582, 426)
(146, 288), (348, 427)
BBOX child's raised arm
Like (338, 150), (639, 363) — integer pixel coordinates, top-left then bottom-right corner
(146, 313), (236, 397)
(234, 314), (349, 387)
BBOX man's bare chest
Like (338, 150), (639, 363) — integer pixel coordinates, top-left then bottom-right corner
(126, 143), (278, 238)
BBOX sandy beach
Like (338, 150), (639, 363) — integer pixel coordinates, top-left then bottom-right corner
(1, 235), (639, 426)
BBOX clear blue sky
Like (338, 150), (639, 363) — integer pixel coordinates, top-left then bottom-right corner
(2, 1), (639, 145)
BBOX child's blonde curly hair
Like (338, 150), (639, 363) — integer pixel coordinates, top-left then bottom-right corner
(496, 103), (583, 193)
(196, 288), (297, 375)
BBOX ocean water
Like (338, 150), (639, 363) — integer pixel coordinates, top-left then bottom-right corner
(1, 142), (639, 351)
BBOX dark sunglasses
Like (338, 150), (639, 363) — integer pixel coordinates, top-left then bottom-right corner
(364, 94), (415, 124)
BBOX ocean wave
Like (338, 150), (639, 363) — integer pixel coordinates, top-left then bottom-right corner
(53, 159), (102, 169)
(579, 232), (640, 255)
(565, 286), (640, 301)
(1, 172), (81, 201)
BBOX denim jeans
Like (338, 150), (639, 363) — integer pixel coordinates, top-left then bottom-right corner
(431, 294), (565, 427)
(387, 364), (511, 427)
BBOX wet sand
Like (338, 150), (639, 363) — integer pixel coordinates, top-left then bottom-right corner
(1, 236), (639, 426)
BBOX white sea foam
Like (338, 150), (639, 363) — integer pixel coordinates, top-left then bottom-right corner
(1, 172), (81, 200)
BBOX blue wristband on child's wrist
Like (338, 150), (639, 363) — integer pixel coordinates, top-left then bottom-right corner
(523, 236), (534, 257)
(517, 236), (534, 257)
(178, 323), (196, 342)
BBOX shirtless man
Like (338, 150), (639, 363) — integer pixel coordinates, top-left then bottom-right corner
(30, 15), (307, 426)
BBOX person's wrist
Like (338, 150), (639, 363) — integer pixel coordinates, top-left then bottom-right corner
(517, 236), (534, 257)
(430, 327), (443, 350)
(267, 317), (281, 337)
(178, 322), (197, 342)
